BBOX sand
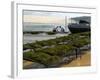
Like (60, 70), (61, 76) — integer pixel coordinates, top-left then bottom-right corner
(61, 51), (91, 67)
(23, 60), (33, 67)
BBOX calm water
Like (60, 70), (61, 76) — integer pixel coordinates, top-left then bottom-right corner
(23, 24), (54, 32)
(23, 23), (69, 32)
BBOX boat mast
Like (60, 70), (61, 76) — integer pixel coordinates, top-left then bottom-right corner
(65, 16), (67, 32)
(65, 16), (68, 32)
(65, 16), (70, 33)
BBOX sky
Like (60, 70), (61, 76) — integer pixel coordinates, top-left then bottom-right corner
(23, 10), (91, 25)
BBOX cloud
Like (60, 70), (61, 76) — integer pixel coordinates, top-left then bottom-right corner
(24, 15), (65, 25)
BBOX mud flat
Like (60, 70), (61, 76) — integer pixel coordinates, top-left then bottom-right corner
(23, 33), (68, 44)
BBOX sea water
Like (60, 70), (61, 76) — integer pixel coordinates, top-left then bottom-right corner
(23, 23), (69, 44)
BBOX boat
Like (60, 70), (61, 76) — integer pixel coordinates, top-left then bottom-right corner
(67, 16), (91, 33)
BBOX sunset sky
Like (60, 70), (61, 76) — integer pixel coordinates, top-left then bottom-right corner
(24, 15), (65, 25)
(23, 10), (90, 25)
